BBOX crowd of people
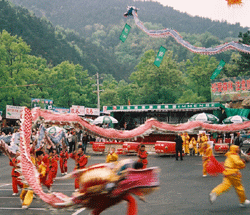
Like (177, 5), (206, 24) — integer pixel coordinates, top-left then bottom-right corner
(175, 131), (250, 207)
(3, 125), (150, 210)
(7, 132), (90, 209)
(1, 122), (250, 210)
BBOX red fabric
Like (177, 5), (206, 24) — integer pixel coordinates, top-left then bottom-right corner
(69, 152), (88, 170)
(12, 176), (23, 193)
(43, 156), (58, 188)
(10, 158), (23, 193)
(91, 194), (137, 215)
(206, 155), (225, 176)
(70, 152), (88, 189)
(9, 158), (20, 177)
(44, 170), (54, 189)
(138, 150), (148, 169)
(52, 155), (59, 179)
(32, 108), (250, 141)
(59, 151), (69, 174)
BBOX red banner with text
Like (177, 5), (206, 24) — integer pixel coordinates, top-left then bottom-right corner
(211, 76), (250, 102)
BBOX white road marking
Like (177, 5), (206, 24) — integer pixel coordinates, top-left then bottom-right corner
(52, 183), (74, 185)
(0, 197), (20, 198)
(0, 184), (11, 187)
(72, 208), (86, 215)
(0, 207), (46, 210)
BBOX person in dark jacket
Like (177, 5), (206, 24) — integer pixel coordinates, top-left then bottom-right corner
(175, 133), (183, 161)
(234, 132), (243, 154)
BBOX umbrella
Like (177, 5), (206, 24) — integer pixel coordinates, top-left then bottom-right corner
(83, 118), (94, 124)
(188, 112), (219, 124)
(46, 126), (66, 135)
(222, 115), (249, 124)
(93, 116), (118, 124)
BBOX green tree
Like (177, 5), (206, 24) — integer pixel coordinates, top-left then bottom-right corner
(177, 89), (206, 103)
(129, 49), (184, 104)
(185, 55), (218, 101)
(47, 61), (96, 108)
(0, 30), (37, 110)
(237, 31), (250, 76)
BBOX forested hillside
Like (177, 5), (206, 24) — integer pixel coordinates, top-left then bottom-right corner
(8, 0), (250, 79)
(0, 0), (126, 79)
(1, 0), (250, 114)
(9, 0), (248, 39)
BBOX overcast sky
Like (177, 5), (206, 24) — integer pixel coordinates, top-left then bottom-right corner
(152, 0), (250, 28)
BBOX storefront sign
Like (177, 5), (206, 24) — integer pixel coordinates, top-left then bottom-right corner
(6, 105), (23, 119)
(52, 107), (70, 114)
(31, 98), (53, 110)
(104, 102), (220, 112)
(85, 107), (100, 116)
(211, 76), (250, 102)
(70, 105), (85, 115)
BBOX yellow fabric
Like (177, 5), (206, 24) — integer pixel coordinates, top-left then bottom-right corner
(223, 145), (245, 176)
(190, 138), (198, 154)
(192, 146), (198, 154)
(212, 175), (246, 203)
(20, 190), (34, 206)
(31, 156), (36, 165)
(182, 134), (190, 154)
(202, 146), (213, 176)
(201, 135), (208, 143)
(211, 145), (247, 203)
(19, 155), (37, 207)
(38, 162), (47, 177)
(184, 143), (190, 154)
(181, 135), (185, 151)
(106, 153), (119, 163)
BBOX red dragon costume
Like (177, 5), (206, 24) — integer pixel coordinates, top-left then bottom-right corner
(18, 107), (160, 215)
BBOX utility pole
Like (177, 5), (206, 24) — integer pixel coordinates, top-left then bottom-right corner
(93, 73), (103, 110)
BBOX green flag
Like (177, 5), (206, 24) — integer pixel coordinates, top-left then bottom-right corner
(119, 24), (131, 42)
(210, 60), (226, 80)
(154, 46), (167, 67)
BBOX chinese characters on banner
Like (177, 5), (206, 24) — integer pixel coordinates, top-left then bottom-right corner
(85, 108), (100, 116)
(119, 23), (131, 43)
(154, 46), (167, 67)
(70, 106), (100, 116)
(211, 76), (250, 102)
(70, 105), (85, 115)
(6, 105), (23, 119)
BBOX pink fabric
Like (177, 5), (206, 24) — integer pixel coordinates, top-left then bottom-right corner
(32, 108), (250, 140)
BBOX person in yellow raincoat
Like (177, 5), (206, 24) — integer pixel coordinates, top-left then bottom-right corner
(20, 150), (47, 209)
(209, 145), (250, 207)
(184, 132), (190, 155)
(197, 134), (202, 156)
(200, 142), (213, 177)
(106, 147), (119, 163)
(189, 137), (198, 156)
(199, 133), (208, 156)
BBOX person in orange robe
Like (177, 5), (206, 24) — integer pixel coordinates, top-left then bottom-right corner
(137, 144), (148, 169)
(200, 142), (213, 177)
(52, 148), (59, 180)
(9, 151), (23, 195)
(44, 148), (58, 192)
(60, 146), (69, 175)
(209, 145), (250, 207)
(69, 146), (88, 190)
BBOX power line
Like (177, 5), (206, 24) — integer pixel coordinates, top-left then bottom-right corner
(0, 84), (43, 89)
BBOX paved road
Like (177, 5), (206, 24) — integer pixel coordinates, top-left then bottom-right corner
(0, 152), (250, 215)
